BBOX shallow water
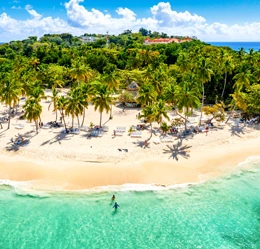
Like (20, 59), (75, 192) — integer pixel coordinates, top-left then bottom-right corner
(0, 158), (260, 249)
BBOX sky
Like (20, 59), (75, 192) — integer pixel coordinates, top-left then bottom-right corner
(1, 0), (260, 42)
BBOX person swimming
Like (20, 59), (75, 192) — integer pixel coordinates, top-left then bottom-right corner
(113, 202), (119, 210)
(111, 195), (116, 201)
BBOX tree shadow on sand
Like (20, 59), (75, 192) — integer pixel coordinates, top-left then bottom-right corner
(228, 124), (248, 137)
(133, 139), (150, 149)
(163, 140), (192, 160)
(40, 132), (72, 146)
(5, 139), (30, 152)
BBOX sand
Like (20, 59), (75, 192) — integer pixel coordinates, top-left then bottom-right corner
(0, 89), (260, 190)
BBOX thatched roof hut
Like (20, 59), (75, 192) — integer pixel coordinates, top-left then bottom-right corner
(126, 81), (139, 91)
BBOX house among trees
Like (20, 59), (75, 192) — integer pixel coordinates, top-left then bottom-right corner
(144, 37), (192, 45)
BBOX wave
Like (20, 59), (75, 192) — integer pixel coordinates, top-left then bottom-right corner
(1, 156), (260, 196)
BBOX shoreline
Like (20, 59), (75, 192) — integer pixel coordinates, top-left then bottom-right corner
(1, 99), (260, 191)
(0, 136), (259, 191)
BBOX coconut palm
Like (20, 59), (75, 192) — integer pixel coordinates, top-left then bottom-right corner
(177, 53), (190, 73)
(48, 87), (60, 122)
(154, 99), (170, 125)
(221, 56), (234, 99)
(91, 83), (113, 127)
(233, 66), (255, 92)
(101, 69), (120, 118)
(56, 95), (68, 132)
(23, 98), (42, 134)
(175, 81), (201, 129)
(27, 80), (46, 102)
(65, 86), (87, 127)
(0, 73), (22, 129)
(79, 82), (94, 127)
(139, 104), (157, 137)
(70, 59), (94, 85)
(160, 121), (170, 134)
(137, 83), (156, 107)
(195, 57), (213, 125)
(164, 78), (177, 107)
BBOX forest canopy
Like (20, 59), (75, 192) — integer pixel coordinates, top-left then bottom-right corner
(1, 30), (260, 126)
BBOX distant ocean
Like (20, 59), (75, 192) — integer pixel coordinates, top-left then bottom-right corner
(208, 42), (260, 52)
(0, 157), (260, 248)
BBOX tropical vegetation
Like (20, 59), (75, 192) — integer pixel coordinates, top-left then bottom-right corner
(0, 29), (260, 133)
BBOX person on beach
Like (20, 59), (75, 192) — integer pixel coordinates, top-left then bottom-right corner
(113, 202), (119, 210)
(111, 195), (115, 201)
(205, 125), (209, 136)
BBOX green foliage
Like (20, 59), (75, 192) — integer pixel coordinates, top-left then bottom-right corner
(202, 103), (226, 121)
(1, 31), (260, 120)
(160, 121), (169, 134)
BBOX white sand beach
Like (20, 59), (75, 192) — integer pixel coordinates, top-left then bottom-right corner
(0, 91), (260, 190)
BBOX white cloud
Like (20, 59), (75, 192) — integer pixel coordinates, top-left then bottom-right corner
(0, 1), (260, 42)
(25, 4), (42, 19)
(11, 6), (22, 10)
(150, 2), (205, 27)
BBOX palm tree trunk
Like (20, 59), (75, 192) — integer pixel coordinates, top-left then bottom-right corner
(77, 116), (80, 127)
(110, 104), (113, 119)
(55, 110), (58, 122)
(35, 120), (38, 134)
(0, 122), (2, 129)
(81, 108), (86, 127)
(150, 122), (153, 139)
(225, 103), (236, 124)
(99, 112), (103, 127)
(221, 72), (227, 99)
(199, 83), (205, 126)
(176, 111), (189, 124)
(8, 107), (11, 129)
(61, 110), (67, 132)
(72, 117), (74, 128)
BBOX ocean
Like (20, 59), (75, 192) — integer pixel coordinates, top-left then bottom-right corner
(0, 157), (260, 248)
(208, 42), (260, 52)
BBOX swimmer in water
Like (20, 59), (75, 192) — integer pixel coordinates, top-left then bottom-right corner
(113, 202), (119, 210)
(111, 195), (116, 201)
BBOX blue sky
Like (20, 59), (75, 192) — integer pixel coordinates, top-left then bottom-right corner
(1, 0), (260, 42)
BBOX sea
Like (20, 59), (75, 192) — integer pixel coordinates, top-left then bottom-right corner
(208, 42), (260, 52)
(0, 157), (259, 248)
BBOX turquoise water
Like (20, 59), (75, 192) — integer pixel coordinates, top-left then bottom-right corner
(0, 158), (260, 249)
(208, 42), (260, 52)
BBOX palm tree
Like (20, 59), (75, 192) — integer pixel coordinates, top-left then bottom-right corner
(70, 59), (94, 85)
(233, 66), (255, 92)
(195, 58), (212, 125)
(221, 56), (234, 99)
(137, 83), (156, 107)
(177, 53), (190, 73)
(79, 82), (94, 127)
(160, 121), (170, 135)
(27, 80), (46, 102)
(56, 95), (68, 132)
(48, 87), (60, 122)
(23, 98), (42, 134)
(175, 82), (201, 129)
(139, 104), (157, 137)
(0, 73), (21, 129)
(101, 70), (120, 118)
(65, 87), (87, 128)
(164, 78), (177, 107)
(91, 83), (113, 127)
(154, 99), (170, 125)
